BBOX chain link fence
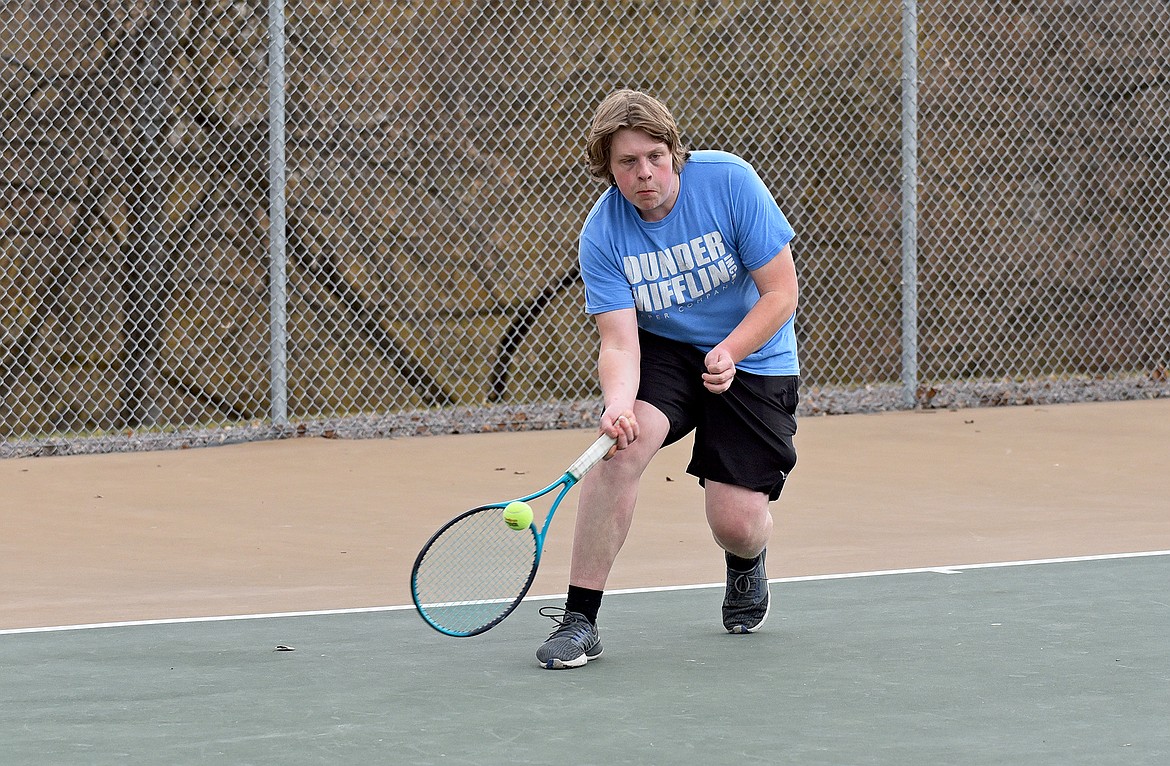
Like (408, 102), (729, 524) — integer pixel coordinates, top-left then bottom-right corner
(3, 0), (1168, 457)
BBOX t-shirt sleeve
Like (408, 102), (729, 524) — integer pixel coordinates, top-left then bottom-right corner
(579, 233), (635, 315)
(730, 164), (795, 271)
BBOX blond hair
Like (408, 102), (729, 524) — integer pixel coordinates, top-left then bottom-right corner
(586, 89), (690, 185)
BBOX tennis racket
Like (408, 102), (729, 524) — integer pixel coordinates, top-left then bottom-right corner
(410, 433), (616, 637)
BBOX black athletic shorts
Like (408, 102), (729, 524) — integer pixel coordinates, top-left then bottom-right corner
(636, 329), (798, 501)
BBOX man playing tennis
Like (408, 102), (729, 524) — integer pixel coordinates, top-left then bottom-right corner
(537, 89), (800, 668)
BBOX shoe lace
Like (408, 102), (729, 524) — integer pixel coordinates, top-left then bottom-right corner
(731, 573), (758, 594)
(538, 606), (591, 640)
(728, 571), (766, 602)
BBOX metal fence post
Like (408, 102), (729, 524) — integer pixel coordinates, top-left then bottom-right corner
(900, 0), (920, 408)
(267, 0), (289, 427)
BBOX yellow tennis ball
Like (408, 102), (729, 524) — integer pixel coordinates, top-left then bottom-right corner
(502, 501), (533, 531)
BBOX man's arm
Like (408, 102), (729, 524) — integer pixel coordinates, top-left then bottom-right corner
(593, 308), (642, 450)
(703, 244), (799, 394)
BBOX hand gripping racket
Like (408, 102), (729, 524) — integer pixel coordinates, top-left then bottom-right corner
(410, 433), (616, 637)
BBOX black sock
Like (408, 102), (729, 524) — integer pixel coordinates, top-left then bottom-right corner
(726, 551), (761, 572)
(565, 585), (604, 625)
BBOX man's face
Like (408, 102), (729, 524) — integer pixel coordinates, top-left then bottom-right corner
(608, 128), (679, 222)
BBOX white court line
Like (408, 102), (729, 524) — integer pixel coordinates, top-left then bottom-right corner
(600, 548), (1170, 596)
(3, 549), (1168, 636)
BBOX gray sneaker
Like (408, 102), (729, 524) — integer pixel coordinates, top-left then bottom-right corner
(536, 607), (603, 669)
(723, 549), (770, 633)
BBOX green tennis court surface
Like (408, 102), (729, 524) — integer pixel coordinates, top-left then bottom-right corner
(3, 553), (1167, 765)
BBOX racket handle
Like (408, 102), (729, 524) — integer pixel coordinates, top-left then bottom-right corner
(567, 434), (617, 480)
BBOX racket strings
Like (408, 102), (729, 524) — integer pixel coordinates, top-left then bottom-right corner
(413, 508), (539, 635)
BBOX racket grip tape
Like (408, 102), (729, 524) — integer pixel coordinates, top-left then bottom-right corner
(567, 434), (617, 480)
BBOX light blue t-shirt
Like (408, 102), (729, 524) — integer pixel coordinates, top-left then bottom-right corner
(579, 150), (798, 375)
